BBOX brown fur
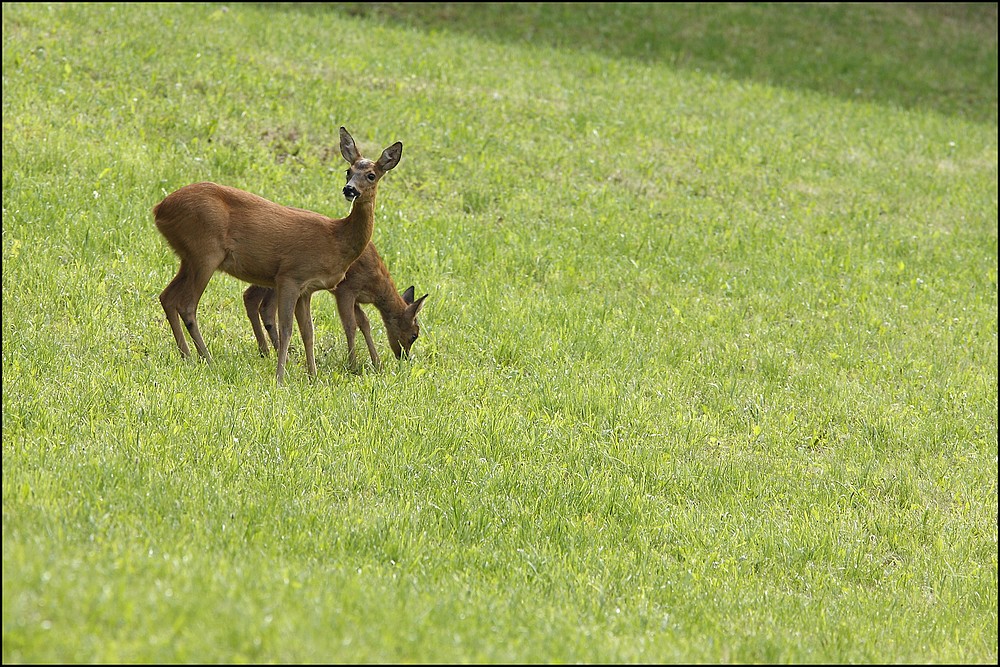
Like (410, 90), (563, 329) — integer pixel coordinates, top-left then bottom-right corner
(243, 242), (428, 370)
(153, 127), (402, 383)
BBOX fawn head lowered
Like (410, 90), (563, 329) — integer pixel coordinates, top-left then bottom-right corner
(341, 127), (402, 203)
(387, 285), (429, 360)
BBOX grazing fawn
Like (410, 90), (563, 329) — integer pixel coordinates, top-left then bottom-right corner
(242, 242), (428, 370)
(153, 127), (402, 383)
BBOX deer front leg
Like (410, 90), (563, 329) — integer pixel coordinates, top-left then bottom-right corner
(259, 287), (280, 351)
(354, 304), (381, 370)
(274, 281), (299, 385)
(294, 292), (317, 378)
(335, 292), (361, 371)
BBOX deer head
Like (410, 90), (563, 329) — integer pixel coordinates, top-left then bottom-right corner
(340, 127), (402, 203)
(385, 285), (428, 359)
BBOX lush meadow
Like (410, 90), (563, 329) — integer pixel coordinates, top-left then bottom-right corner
(3, 2), (997, 662)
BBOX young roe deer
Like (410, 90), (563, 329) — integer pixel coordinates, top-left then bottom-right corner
(153, 127), (402, 383)
(242, 242), (428, 370)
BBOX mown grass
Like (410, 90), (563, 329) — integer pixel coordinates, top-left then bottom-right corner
(3, 2), (997, 663)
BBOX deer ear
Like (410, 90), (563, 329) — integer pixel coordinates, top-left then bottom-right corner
(401, 285), (415, 304)
(340, 127), (360, 163)
(378, 142), (403, 172)
(407, 293), (428, 317)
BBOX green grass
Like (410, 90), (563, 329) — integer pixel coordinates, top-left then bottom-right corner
(338, 1), (999, 124)
(3, 2), (997, 663)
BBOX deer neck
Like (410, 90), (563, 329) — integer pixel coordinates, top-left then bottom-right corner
(371, 273), (406, 318)
(376, 291), (410, 336)
(341, 193), (377, 255)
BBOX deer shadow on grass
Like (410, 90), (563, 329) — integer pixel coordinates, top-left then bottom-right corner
(261, 2), (997, 125)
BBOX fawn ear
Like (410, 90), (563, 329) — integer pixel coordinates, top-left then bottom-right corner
(406, 293), (428, 318)
(340, 127), (361, 163)
(378, 142), (403, 172)
(401, 285), (415, 304)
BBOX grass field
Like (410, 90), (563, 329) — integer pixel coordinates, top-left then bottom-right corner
(3, 2), (997, 662)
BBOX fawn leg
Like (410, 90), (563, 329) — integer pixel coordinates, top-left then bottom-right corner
(336, 293), (361, 370)
(354, 304), (381, 370)
(260, 288), (280, 351)
(243, 286), (271, 357)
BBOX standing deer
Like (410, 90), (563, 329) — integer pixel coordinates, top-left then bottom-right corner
(153, 127), (402, 383)
(242, 242), (428, 370)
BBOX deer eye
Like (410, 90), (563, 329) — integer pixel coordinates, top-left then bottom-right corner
(367, 173), (376, 182)
(410, 333), (418, 343)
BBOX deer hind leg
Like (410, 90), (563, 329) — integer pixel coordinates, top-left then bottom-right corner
(160, 263), (193, 358)
(160, 258), (216, 362)
(174, 257), (222, 361)
(294, 292), (317, 378)
(243, 286), (271, 357)
(354, 304), (381, 370)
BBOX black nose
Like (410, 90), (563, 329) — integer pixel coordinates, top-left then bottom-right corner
(343, 185), (360, 199)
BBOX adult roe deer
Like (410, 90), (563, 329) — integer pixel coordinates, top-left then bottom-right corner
(242, 242), (428, 371)
(153, 127), (402, 383)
